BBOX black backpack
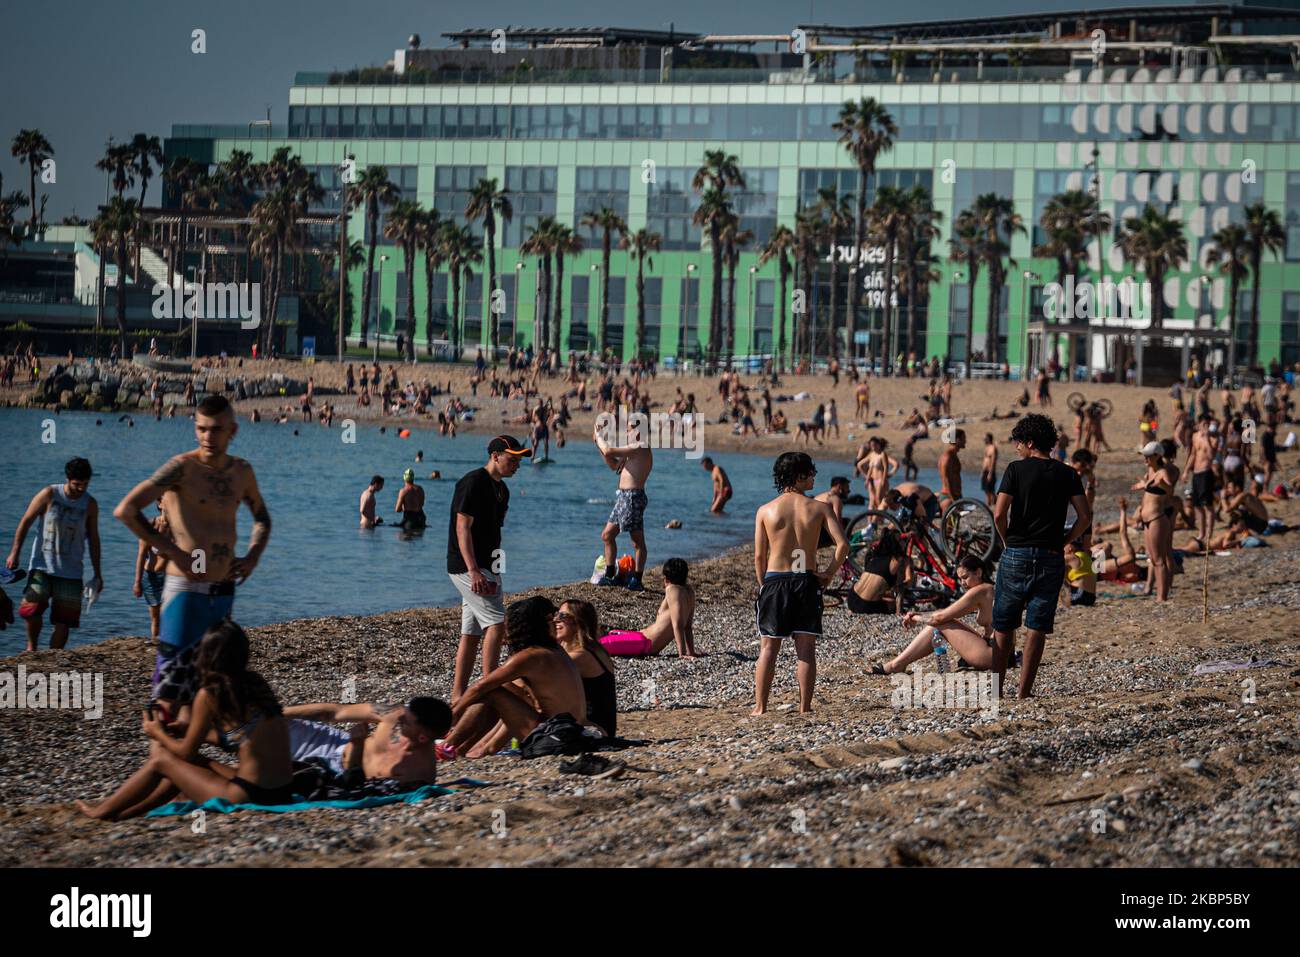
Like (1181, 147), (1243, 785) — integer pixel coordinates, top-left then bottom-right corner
(519, 713), (591, 759)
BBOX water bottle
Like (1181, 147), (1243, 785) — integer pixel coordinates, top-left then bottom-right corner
(931, 628), (949, 674)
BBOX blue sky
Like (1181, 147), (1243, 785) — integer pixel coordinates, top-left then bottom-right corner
(1, 0), (1134, 220)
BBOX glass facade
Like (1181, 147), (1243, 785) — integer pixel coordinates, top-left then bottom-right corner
(168, 64), (1300, 367)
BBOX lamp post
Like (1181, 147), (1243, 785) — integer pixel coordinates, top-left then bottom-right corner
(590, 263), (603, 362)
(1021, 270), (1040, 382)
(747, 264), (758, 373)
(373, 253), (389, 364)
(682, 263), (696, 368)
(515, 260), (526, 352)
(949, 271), (964, 376)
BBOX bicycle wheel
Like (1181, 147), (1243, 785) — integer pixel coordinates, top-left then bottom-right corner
(843, 509), (907, 577)
(941, 498), (997, 564)
(1066, 392), (1086, 412)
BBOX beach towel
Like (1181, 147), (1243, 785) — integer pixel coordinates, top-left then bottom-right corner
(145, 784), (455, 817)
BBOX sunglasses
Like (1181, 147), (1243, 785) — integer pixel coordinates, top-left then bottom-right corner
(552, 611), (575, 623)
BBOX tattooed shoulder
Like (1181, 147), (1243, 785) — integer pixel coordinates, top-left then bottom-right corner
(149, 455), (187, 490)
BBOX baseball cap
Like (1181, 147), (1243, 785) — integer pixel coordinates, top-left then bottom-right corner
(488, 435), (532, 457)
(1140, 441), (1163, 457)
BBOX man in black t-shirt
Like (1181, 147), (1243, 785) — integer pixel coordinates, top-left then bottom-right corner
(446, 435), (530, 703)
(991, 413), (1090, 700)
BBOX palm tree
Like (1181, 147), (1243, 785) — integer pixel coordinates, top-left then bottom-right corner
(382, 199), (425, 362)
(867, 185), (909, 371)
(439, 222), (481, 358)
(248, 150), (323, 354)
(692, 151), (745, 369)
(550, 224), (583, 356)
(129, 134), (165, 207)
(10, 129), (53, 236)
(948, 210), (985, 370)
(1118, 204), (1187, 332)
(96, 142), (136, 200)
(834, 98), (897, 361)
(1034, 189), (1111, 285)
(718, 216), (752, 366)
(347, 166), (399, 349)
(621, 228), (663, 360)
(972, 193), (1025, 365)
(465, 177), (513, 357)
(520, 218), (558, 350)
(318, 238), (364, 358)
(1242, 203), (1286, 369)
(162, 156), (206, 290)
(0, 173), (29, 260)
(90, 197), (141, 357)
(416, 209), (444, 356)
(794, 206), (825, 365)
(1204, 223), (1251, 376)
(758, 224), (796, 371)
(814, 185), (854, 362)
(898, 187), (943, 363)
(579, 206), (627, 357)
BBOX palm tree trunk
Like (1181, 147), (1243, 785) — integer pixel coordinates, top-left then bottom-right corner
(404, 242), (416, 362)
(1249, 253), (1262, 368)
(778, 259), (789, 372)
(360, 205), (376, 348)
(905, 259), (918, 363)
(542, 253), (553, 351)
(964, 266), (978, 372)
(1227, 273), (1240, 375)
(425, 258), (435, 356)
(987, 272), (1001, 366)
(828, 250), (840, 364)
(450, 268), (462, 358)
(487, 215), (498, 356)
(552, 253), (565, 356)
(709, 221), (722, 370)
(725, 254), (737, 368)
(852, 168), (867, 363)
(115, 236), (129, 356)
(636, 254), (647, 358)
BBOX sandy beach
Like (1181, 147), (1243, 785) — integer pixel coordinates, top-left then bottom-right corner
(2, 482), (1298, 867)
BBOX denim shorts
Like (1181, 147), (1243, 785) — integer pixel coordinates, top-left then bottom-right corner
(992, 547), (1066, 634)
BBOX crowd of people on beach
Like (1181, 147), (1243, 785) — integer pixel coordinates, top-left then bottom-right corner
(4, 344), (1300, 818)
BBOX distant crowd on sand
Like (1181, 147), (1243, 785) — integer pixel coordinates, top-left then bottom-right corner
(4, 345), (1298, 817)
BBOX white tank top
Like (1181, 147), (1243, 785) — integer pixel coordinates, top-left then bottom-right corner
(29, 484), (89, 579)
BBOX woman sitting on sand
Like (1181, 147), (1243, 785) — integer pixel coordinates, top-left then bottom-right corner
(845, 527), (906, 616)
(554, 599), (618, 737)
(78, 621), (293, 820)
(1090, 498), (1144, 583)
(868, 556), (1001, 674)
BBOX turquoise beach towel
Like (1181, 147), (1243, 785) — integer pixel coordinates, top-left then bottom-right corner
(146, 784), (455, 817)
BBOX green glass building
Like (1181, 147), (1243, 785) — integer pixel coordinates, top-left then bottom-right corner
(165, 6), (1300, 376)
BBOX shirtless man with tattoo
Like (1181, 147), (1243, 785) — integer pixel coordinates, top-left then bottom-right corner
(114, 394), (271, 719)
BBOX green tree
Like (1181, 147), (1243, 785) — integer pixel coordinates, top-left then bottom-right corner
(550, 224), (583, 356)
(1242, 203), (1285, 368)
(816, 184), (855, 362)
(758, 224), (796, 371)
(347, 166), (399, 349)
(382, 199), (425, 362)
(1204, 223), (1251, 374)
(416, 209), (445, 356)
(90, 197), (142, 357)
(834, 98), (897, 362)
(948, 210), (986, 370)
(972, 193), (1025, 365)
(621, 227), (663, 360)
(129, 133), (164, 207)
(898, 187), (943, 363)
(10, 129), (53, 236)
(438, 221), (481, 357)
(692, 150), (745, 369)
(465, 177), (513, 357)
(579, 206), (627, 358)
(1118, 204), (1187, 333)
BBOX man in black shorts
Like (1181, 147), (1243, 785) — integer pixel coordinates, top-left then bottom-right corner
(752, 452), (848, 714)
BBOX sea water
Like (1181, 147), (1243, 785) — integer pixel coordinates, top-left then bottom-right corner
(0, 408), (950, 653)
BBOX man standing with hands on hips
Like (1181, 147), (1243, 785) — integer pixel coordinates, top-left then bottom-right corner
(447, 435), (530, 703)
(990, 413), (1090, 700)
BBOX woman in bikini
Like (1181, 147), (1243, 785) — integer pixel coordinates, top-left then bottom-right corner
(857, 437), (899, 510)
(553, 599), (618, 738)
(1091, 497), (1144, 583)
(869, 556), (1004, 674)
(845, 527), (907, 616)
(78, 620), (293, 820)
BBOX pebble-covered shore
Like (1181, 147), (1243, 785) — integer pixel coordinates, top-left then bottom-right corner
(2, 499), (1298, 867)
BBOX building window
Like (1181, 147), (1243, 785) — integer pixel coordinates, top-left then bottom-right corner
(646, 167), (700, 252)
(434, 165), (487, 232)
(504, 166), (558, 248)
(950, 169), (1015, 239)
(462, 272), (484, 348)
(798, 168), (934, 213)
(574, 167), (630, 229)
(1282, 292), (1300, 366)
(733, 168), (779, 247)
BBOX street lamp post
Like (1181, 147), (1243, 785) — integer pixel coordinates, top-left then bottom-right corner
(590, 263), (603, 362)
(949, 271), (964, 376)
(747, 265), (758, 373)
(682, 263), (696, 369)
(1021, 270), (1040, 382)
(336, 149), (353, 364)
(373, 253), (389, 364)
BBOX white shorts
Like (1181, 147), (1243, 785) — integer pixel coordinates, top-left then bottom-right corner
(448, 570), (506, 636)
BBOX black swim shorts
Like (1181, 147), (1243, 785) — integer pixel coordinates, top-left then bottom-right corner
(755, 572), (823, 638)
(1191, 470), (1214, 508)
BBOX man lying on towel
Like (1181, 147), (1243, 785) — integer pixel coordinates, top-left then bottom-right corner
(282, 697), (451, 786)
